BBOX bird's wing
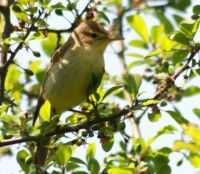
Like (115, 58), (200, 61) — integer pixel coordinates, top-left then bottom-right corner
(87, 67), (105, 96)
(32, 37), (73, 126)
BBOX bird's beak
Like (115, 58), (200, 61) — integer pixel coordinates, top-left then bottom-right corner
(107, 35), (124, 41)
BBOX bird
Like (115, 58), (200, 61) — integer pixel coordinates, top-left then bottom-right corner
(33, 20), (122, 125)
(33, 20), (123, 173)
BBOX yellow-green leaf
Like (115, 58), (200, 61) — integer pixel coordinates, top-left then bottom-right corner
(107, 168), (133, 174)
(189, 153), (200, 167)
(102, 137), (114, 152)
(173, 140), (199, 153)
(41, 33), (58, 56)
(127, 15), (149, 42)
(142, 99), (160, 106)
(151, 25), (164, 44)
(180, 19), (200, 39)
(86, 143), (96, 161)
(51, 144), (72, 165)
(39, 100), (51, 122)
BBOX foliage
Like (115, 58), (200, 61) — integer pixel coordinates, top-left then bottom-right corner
(0, 0), (200, 173)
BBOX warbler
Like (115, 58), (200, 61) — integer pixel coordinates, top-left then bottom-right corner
(33, 20), (122, 172)
(33, 21), (122, 125)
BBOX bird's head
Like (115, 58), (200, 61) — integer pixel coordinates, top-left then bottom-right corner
(72, 21), (123, 52)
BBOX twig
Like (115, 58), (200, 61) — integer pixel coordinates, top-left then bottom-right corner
(154, 46), (200, 99)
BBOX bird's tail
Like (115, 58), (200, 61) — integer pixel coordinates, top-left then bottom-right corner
(33, 98), (53, 173)
(32, 96), (45, 126)
(34, 136), (51, 174)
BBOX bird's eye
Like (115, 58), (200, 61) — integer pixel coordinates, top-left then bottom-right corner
(91, 33), (98, 39)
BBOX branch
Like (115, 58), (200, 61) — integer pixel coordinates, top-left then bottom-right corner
(154, 45), (200, 99)
(0, 0), (13, 104)
(25, 0), (94, 34)
(0, 108), (130, 147)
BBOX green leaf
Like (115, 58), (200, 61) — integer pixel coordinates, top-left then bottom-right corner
(151, 25), (164, 44)
(157, 125), (177, 136)
(182, 86), (200, 97)
(157, 165), (171, 174)
(51, 144), (72, 165)
(39, 0), (50, 7)
(70, 157), (87, 166)
(148, 112), (161, 122)
(0, 104), (9, 113)
(171, 50), (189, 65)
(66, 1), (77, 11)
(127, 15), (149, 42)
(129, 39), (147, 49)
(32, 51), (41, 57)
(86, 143), (96, 161)
(180, 19), (200, 40)
(128, 53), (144, 58)
(124, 73), (142, 99)
(55, 9), (63, 16)
(41, 33), (58, 56)
(40, 100), (51, 122)
(5, 65), (22, 101)
(170, 31), (190, 45)
(87, 158), (100, 174)
(66, 162), (80, 171)
(98, 11), (110, 24)
(133, 138), (145, 154)
(29, 60), (42, 74)
(36, 69), (45, 84)
(102, 136), (114, 152)
(167, 109), (189, 124)
(10, 4), (27, 20)
(147, 125), (177, 147)
(193, 108), (200, 118)
(193, 5), (200, 15)
(107, 168), (133, 174)
(171, 0), (191, 11)
(127, 60), (145, 70)
(173, 14), (184, 24)
(102, 85), (123, 100)
(142, 99), (160, 106)
(153, 153), (170, 174)
(156, 12), (173, 33)
(29, 31), (44, 40)
(189, 153), (200, 167)
(26, 6), (38, 14)
(17, 150), (30, 172)
(12, 4), (22, 12)
(1, 114), (21, 126)
(50, 2), (65, 9)
(24, 68), (34, 76)
(182, 124), (200, 146)
(173, 141), (200, 153)
(160, 35), (177, 51)
(146, 49), (163, 58)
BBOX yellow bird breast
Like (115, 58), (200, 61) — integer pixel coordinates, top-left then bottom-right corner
(42, 50), (104, 114)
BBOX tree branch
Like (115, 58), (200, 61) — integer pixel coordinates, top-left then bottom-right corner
(0, 108), (130, 147)
(154, 45), (200, 99)
(0, 0), (13, 104)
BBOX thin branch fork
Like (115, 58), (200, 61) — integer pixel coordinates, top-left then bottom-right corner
(154, 45), (200, 99)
